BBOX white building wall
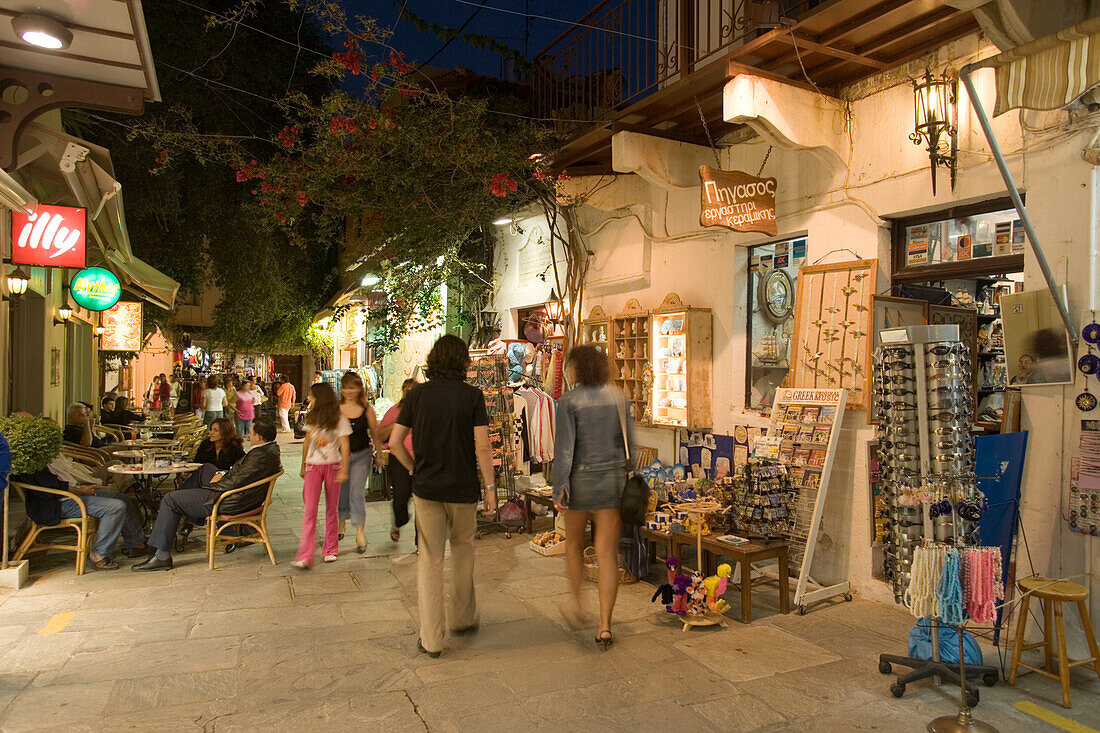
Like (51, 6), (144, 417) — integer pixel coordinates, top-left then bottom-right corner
(490, 34), (1100, 621)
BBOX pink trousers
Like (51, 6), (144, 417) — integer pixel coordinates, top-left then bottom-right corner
(296, 463), (340, 565)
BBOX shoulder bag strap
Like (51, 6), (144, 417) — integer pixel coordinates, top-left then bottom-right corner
(614, 389), (631, 468)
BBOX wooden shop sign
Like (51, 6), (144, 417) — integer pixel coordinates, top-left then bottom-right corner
(699, 165), (777, 236)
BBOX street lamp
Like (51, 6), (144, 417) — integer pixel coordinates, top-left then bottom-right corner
(5, 267), (30, 298)
(910, 68), (958, 194)
(55, 301), (73, 325)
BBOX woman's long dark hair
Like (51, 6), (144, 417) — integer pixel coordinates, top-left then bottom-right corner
(306, 382), (341, 431)
(210, 417), (244, 448)
(397, 378), (417, 406)
(425, 334), (470, 381)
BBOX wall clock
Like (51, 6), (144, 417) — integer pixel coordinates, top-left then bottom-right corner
(759, 268), (794, 323)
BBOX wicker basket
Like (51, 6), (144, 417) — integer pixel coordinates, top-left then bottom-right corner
(582, 546), (640, 585)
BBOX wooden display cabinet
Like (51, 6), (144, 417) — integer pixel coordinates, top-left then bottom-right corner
(611, 299), (650, 422)
(650, 293), (712, 429)
(580, 305), (610, 357)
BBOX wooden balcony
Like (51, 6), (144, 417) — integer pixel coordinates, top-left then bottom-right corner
(534, 0), (979, 174)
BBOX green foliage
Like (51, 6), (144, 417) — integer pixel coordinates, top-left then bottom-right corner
(0, 416), (63, 474)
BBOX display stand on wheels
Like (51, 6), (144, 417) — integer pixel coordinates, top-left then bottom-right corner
(872, 324), (1001, 730)
(466, 354), (520, 538)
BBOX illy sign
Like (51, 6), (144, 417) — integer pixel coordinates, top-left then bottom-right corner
(11, 204), (87, 268)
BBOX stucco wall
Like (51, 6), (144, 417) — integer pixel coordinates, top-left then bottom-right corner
(489, 33), (1100, 622)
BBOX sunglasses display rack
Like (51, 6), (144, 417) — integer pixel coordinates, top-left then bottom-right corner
(873, 325), (984, 603)
(873, 325), (999, 710)
(766, 387), (851, 614)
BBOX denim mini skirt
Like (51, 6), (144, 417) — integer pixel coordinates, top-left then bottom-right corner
(568, 466), (626, 511)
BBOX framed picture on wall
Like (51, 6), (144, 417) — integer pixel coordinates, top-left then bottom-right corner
(50, 348), (61, 387)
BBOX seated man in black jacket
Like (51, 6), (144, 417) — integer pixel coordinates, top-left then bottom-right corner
(63, 403), (106, 448)
(133, 416), (282, 571)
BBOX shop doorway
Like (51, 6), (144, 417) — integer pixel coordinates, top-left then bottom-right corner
(65, 320), (94, 407)
(272, 355), (304, 394)
(8, 292), (46, 415)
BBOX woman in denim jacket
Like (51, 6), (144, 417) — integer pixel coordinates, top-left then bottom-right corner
(553, 344), (634, 649)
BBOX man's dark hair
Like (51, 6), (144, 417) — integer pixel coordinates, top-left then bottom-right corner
(567, 344), (610, 387)
(252, 416), (276, 443)
(425, 334), (470, 381)
(101, 396), (114, 408)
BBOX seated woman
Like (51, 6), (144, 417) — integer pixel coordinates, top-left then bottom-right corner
(194, 417), (246, 470)
(109, 397), (146, 427)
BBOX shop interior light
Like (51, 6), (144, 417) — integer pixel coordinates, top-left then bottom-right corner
(360, 274), (380, 287)
(910, 68), (958, 195)
(436, 255), (445, 266)
(5, 267), (31, 297)
(11, 14), (73, 50)
(94, 325), (106, 336)
(55, 301), (73, 324)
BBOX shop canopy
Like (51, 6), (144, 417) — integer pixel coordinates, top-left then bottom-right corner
(959, 16), (1100, 345)
(979, 15), (1100, 117)
(9, 123), (178, 311)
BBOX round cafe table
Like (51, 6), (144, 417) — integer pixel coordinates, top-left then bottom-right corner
(108, 462), (202, 528)
(112, 450), (145, 463)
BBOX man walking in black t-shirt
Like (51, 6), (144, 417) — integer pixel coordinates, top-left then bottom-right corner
(389, 335), (497, 658)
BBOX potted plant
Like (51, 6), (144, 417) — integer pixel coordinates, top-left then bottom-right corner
(0, 415), (60, 589)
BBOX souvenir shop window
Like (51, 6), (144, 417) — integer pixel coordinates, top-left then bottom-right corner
(891, 196), (1024, 283)
(746, 236), (806, 413)
(890, 198), (1027, 433)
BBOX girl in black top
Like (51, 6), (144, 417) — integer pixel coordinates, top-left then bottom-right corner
(337, 371), (378, 553)
(194, 417), (246, 470)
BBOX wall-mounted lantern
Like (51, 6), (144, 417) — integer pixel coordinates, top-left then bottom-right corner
(910, 68), (958, 194)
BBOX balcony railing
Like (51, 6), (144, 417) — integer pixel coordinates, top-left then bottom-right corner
(532, 0), (822, 134)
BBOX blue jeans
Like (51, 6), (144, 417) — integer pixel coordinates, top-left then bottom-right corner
(235, 417), (252, 439)
(60, 490), (146, 558)
(338, 448), (372, 527)
(204, 410), (223, 427)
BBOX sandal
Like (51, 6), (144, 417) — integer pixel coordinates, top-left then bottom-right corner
(595, 630), (613, 650)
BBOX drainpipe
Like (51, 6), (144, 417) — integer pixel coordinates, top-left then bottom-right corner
(959, 62), (1078, 345)
(1091, 162), (1099, 313)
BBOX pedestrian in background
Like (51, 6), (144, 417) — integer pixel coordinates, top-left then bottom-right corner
(234, 380), (256, 443)
(389, 335), (497, 658)
(337, 371), (378, 554)
(168, 374), (181, 410)
(553, 344), (633, 649)
(277, 376), (296, 433)
(202, 375), (227, 427)
(377, 378), (417, 542)
(145, 375), (162, 410)
(157, 373), (171, 412)
(292, 383), (350, 569)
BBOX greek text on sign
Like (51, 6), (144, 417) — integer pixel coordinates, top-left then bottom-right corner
(699, 166), (777, 236)
(11, 205), (87, 269)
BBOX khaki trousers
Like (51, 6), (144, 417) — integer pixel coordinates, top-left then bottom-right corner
(413, 495), (478, 653)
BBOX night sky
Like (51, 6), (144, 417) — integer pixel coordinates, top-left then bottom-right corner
(343, 0), (598, 76)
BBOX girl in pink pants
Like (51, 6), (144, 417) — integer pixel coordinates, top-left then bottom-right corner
(292, 382), (351, 569)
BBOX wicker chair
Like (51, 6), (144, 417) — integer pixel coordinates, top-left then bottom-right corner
(9, 481), (98, 575)
(205, 471), (283, 569)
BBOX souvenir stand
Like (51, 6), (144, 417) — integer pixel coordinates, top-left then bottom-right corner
(466, 354), (519, 534)
(872, 324), (1001, 728)
(580, 305), (610, 357)
(766, 387), (853, 613)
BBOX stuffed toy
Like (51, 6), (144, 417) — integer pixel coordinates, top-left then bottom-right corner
(687, 573), (708, 616)
(651, 584), (674, 606)
(703, 576), (720, 611)
(671, 574), (691, 616)
(716, 564), (732, 595)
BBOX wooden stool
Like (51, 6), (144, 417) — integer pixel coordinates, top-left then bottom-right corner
(1008, 577), (1100, 708)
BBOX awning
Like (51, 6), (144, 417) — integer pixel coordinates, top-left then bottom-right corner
(0, 166), (36, 214)
(11, 123), (178, 311)
(104, 248), (179, 312)
(973, 15), (1100, 116)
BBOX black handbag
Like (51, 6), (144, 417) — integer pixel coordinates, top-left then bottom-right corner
(615, 395), (650, 526)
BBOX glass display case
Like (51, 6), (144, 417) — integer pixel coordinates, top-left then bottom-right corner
(611, 299), (650, 422)
(650, 293), (712, 429)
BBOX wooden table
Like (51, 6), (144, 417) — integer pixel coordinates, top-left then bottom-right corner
(522, 489), (557, 534)
(641, 527), (790, 623)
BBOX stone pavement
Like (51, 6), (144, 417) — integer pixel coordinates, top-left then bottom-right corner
(1, 436), (1098, 732)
